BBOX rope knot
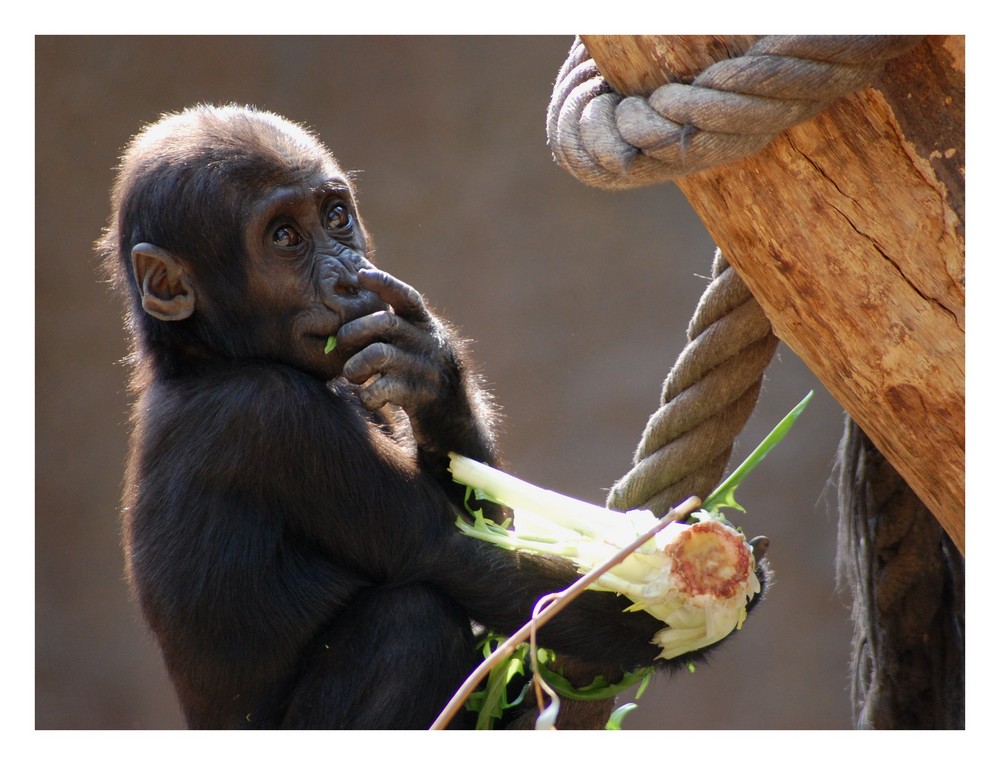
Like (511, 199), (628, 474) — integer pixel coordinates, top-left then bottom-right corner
(547, 35), (922, 190)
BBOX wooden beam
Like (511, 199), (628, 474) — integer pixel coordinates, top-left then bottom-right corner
(581, 35), (965, 553)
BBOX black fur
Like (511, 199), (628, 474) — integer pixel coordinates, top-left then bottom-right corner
(99, 104), (761, 729)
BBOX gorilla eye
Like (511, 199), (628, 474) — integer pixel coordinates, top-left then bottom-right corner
(325, 202), (353, 233)
(272, 225), (302, 248)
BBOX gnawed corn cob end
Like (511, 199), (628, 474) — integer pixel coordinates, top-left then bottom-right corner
(642, 518), (761, 659)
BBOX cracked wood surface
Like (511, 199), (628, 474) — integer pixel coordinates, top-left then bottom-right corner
(583, 36), (965, 552)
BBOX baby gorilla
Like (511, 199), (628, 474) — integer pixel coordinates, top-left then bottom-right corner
(99, 104), (764, 729)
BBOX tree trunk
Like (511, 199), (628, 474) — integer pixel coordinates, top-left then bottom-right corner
(581, 35), (965, 554)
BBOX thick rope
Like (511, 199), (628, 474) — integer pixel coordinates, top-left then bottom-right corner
(547, 35), (922, 190)
(545, 35), (959, 731)
(607, 249), (777, 514)
(544, 36), (918, 515)
(836, 420), (964, 728)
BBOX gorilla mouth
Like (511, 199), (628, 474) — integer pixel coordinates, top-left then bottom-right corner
(308, 295), (384, 351)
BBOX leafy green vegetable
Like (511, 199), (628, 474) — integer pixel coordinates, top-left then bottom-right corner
(451, 460), (763, 660)
(449, 391), (812, 728)
(324, 335), (337, 354)
(465, 634), (532, 729)
(703, 390), (814, 512)
(536, 662), (654, 701)
(466, 633), (654, 728)
(605, 703), (638, 731)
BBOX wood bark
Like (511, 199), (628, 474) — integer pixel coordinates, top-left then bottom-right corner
(581, 35), (966, 554)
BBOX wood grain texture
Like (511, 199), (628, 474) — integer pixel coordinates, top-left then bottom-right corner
(584, 35), (965, 552)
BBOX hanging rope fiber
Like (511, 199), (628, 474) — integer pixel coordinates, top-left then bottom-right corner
(544, 36), (921, 515)
(547, 35), (922, 190)
(836, 420), (964, 728)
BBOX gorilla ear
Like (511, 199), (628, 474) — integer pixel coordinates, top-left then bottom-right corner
(131, 243), (196, 321)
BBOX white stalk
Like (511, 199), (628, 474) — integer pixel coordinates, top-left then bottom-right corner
(449, 453), (762, 662)
(450, 454), (634, 543)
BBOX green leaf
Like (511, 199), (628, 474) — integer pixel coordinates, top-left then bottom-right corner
(468, 635), (531, 730)
(536, 662), (654, 701)
(703, 391), (813, 512)
(473, 655), (526, 729)
(605, 703), (638, 730)
(634, 668), (653, 699)
(324, 336), (337, 354)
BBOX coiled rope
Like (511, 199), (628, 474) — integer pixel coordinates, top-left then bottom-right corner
(547, 35), (922, 190)
(544, 36), (921, 513)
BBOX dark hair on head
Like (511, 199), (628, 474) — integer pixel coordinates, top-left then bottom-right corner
(96, 104), (337, 371)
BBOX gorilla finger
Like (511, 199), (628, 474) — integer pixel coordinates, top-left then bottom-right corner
(343, 343), (438, 389)
(342, 342), (401, 384)
(358, 268), (430, 322)
(338, 311), (438, 357)
(356, 375), (415, 411)
(337, 311), (403, 351)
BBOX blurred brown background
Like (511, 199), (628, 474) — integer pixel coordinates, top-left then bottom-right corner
(36, 36), (853, 729)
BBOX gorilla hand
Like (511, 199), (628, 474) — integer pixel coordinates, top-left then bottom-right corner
(336, 268), (489, 461)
